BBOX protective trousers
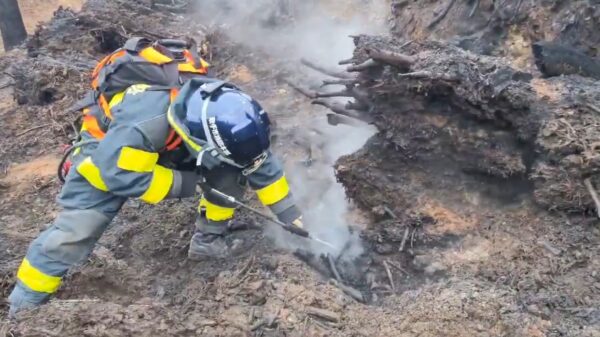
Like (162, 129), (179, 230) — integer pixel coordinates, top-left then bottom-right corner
(196, 163), (246, 235)
(10, 150), (127, 307)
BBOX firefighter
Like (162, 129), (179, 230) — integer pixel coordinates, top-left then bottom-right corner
(8, 77), (304, 316)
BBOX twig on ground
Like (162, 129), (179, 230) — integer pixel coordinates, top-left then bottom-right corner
(399, 40), (414, 49)
(250, 319), (266, 331)
(327, 253), (342, 282)
(398, 227), (410, 252)
(428, 0), (457, 29)
(513, 0), (523, 19)
(383, 260), (395, 291)
(383, 205), (398, 219)
(584, 178), (600, 218)
(16, 124), (52, 137)
(585, 103), (600, 115)
(330, 279), (365, 303)
(305, 306), (340, 323)
(469, 0), (480, 17)
(537, 240), (562, 256)
(386, 260), (407, 274)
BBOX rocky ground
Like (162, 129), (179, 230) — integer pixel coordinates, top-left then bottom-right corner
(0, 0), (599, 336)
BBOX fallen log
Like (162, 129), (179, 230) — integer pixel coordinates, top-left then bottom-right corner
(532, 42), (600, 80)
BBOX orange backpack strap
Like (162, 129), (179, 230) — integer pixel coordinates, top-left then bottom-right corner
(164, 88), (183, 151)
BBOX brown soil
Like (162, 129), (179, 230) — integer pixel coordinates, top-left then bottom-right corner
(0, 1), (599, 337)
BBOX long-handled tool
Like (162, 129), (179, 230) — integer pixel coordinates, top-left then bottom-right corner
(209, 188), (337, 250)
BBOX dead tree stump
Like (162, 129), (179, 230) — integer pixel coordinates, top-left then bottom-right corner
(0, 0), (27, 51)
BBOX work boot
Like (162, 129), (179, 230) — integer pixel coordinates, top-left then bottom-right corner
(8, 283), (50, 318)
(188, 232), (229, 260)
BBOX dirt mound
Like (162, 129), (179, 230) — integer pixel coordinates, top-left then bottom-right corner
(330, 34), (600, 213)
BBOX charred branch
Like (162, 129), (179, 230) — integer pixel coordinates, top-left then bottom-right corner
(427, 0), (457, 30)
(338, 57), (357, 65)
(315, 89), (353, 99)
(347, 59), (381, 72)
(321, 79), (359, 87)
(365, 48), (415, 69)
(584, 178), (600, 218)
(313, 99), (373, 124)
(327, 114), (365, 127)
(301, 58), (353, 79)
(469, 0), (480, 18)
(282, 78), (316, 99)
(346, 100), (369, 111)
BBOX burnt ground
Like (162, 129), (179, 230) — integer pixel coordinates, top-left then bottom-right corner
(0, 0), (600, 336)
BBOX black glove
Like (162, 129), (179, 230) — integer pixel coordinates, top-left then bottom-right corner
(196, 148), (223, 172)
(276, 205), (303, 229)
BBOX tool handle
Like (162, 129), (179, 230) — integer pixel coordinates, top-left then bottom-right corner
(281, 223), (310, 238)
(208, 187), (310, 237)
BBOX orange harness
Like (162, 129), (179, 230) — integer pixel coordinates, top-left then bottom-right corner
(81, 87), (182, 151)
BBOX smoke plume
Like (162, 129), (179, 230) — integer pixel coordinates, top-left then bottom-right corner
(196, 0), (388, 257)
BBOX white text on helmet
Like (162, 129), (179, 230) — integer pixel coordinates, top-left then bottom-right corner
(207, 116), (232, 156)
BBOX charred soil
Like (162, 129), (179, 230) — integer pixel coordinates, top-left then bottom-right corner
(0, 1), (599, 337)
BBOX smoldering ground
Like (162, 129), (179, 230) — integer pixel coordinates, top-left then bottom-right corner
(194, 0), (386, 257)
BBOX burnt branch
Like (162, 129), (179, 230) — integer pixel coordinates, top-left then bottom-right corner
(469, 0), (480, 17)
(315, 90), (353, 99)
(300, 58), (353, 79)
(321, 79), (359, 87)
(347, 59), (381, 72)
(313, 99), (372, 123)
(427, 0), (457, 30)
(282, 78), (316, 99)
(338, 57), (357, 65)
(365, 48), (415, 68)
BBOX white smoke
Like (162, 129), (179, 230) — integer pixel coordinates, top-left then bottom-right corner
(195, 0), (386, 257)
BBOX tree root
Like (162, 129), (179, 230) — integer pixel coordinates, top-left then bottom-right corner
(427, 0), (457, 30)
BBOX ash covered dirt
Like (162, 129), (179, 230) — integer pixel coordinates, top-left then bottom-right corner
(0, 1), (600, 337)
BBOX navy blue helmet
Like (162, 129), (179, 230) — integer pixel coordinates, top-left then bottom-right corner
(185, 84), (271, 171)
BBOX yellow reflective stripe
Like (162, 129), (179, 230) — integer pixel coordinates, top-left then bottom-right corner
(204, 198), (235, 221)
(167, 106), (202, 152)
(73, 147), (81, 155)
(17, 258), (61, 294)
(117, 147), (159, 173)
(256, 175), (290, 206)
(76, 157), (108, 191)
(140, 165), (173, 204)
(139, 47), (173, 64)
(198, 197), (208, 212)
(108, 91), (126, 109)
